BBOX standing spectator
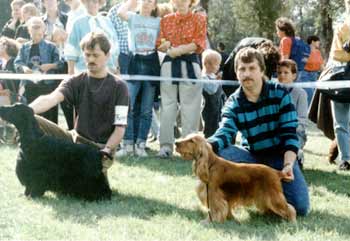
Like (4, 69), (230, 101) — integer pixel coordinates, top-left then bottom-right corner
(15, 3), (39, 44)
(42, 0), (68, 41)
(275, 17), (310, 73)
(1, 0), (26, 39)
(207, 47), (309, 216)
(156, 0), (207, 157)
(108, 0), (134, 75)
(298, 35), (324, 105)
(0, 37), (20, 102)
(65, 0), (119, 75)
(277, 59), (308, 168)
(275, 17), (295, 61)
(326, 0), (350, 170)
(201, 49), (225, 138)
(116, 0), (160, 157)
(14, 17), (62, 123)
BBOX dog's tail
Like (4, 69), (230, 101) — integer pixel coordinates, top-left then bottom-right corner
(277, 171), (293, 182)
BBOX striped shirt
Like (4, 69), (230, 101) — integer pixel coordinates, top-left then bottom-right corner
(208, 81), (299, 155)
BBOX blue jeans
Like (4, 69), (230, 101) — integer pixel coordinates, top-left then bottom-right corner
(119, 53), (130, 75)
(296, 70), (319, 105)
(218, 145), (310, 216)
(331, 101), (350, 161)
(124, 81), (155, 144)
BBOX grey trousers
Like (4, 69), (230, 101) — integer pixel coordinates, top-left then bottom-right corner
(159, 61), (203, 150)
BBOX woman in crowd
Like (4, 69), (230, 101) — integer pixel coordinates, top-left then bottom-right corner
(156, 0), (206, 157)
(116, 0), (160, 157)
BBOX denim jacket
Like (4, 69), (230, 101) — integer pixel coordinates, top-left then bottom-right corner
(14, 39), (62, 74)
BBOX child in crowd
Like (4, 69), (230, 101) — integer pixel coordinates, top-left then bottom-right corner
(277, 59), (308, 168)
(201, 49), (225, 138)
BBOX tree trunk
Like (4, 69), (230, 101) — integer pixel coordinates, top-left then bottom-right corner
(320, 0), (333, 59)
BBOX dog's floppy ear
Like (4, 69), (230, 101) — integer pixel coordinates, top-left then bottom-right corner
(192, 136), (210, 183)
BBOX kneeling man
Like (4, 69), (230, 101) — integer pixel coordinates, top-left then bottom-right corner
(207, 47), (309, 216)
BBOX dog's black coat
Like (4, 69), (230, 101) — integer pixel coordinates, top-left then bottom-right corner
(0, 104), (111, 201)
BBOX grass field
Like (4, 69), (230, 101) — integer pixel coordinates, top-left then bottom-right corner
(1, 121), (350, 241)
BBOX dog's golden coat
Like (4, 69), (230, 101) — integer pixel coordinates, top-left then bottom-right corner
(175, 134), (296, 223)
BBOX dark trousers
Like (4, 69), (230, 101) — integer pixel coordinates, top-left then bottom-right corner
(202, 89), (225, 138)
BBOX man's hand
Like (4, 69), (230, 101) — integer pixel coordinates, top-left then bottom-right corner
(282, 150), (296, 181)
(101, 147), (114, 173)
(101, 146), (113, 160)
(282, 162), (294, 181)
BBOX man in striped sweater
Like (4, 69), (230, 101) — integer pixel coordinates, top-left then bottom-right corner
(207, 47), (309, 217)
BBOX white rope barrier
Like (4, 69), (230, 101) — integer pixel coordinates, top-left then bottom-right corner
(0, 73), (350, 89)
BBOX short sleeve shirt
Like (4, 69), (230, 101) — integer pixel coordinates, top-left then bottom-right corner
(279, 37), (292, 58)
(58, 72), (129, 143)
(304, 49), (324, 71)
(127, 12), (160, 53)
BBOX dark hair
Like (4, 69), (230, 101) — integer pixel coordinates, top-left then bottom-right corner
(257, 41), (281, 79)
(307, 35), (320, 45)
(234, 47), (265, 73)
(218, 42), (225, 51)
(275, 17), (295, 37)
(0, 37), (19, 57)
(80, 31), (111, 55)
(277, 59), (298, 75)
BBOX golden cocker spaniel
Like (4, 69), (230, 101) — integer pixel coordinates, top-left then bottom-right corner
(175, 134), (296, 223)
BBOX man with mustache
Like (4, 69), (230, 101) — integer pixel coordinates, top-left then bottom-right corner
(28, 31), (129, 161)
(207, 47), (310, 218)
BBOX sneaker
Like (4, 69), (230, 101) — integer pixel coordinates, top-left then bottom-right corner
(116, 144), (134, 157)
(158, 146), (172, 158)
(135, 142), (148, 157)
(339, 161), (350, 171)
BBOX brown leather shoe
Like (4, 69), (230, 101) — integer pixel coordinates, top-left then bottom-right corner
(328, 139), (338, 165)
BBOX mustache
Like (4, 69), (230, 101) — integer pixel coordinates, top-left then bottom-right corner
(88, 63), (96, 66)
(242, 78), (253, 82)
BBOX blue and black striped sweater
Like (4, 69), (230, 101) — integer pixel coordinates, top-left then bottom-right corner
(208, 81), (300, 156)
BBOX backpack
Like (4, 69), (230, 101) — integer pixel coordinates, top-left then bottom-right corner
(290, 37), (311, 71)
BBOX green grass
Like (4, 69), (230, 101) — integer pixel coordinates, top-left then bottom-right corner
(1, 122), (350, 241)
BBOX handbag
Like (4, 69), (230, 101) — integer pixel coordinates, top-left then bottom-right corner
(319, 63), (350, 103)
